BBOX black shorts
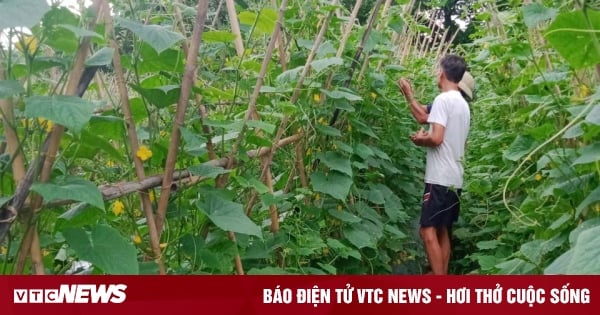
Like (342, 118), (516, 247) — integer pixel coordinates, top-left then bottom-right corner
(420, 183), (461, 228)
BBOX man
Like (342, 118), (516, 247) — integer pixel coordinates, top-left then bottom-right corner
(397, 55), (471, 275)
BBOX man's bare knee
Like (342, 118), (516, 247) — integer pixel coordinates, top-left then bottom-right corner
(419, 226), (438, 245)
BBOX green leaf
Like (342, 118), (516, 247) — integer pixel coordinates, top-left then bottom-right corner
(344, 226), (376, 249)
(180, 126), (207, 156)
(0, 80), (24, 98)
(503, 135), (537, 161)
(246, 120), (276, 134)
(573, 143), (600, 165)
(0, 196), (12, 207)
(238, 8), (277, 35)
(88, 115), (125, 140)
(569, 218), (600, 245)
(532, 71), (568, 85)
(566, 226), (600, 274)
(355, 143), (375, 159)
(188, 164), (230, 178)
(24, 96), (96, 133)
(545, 249), (574, 275)
(495, 258), (536, 274)
(131, 84), (181, 108)
(351, 119), (379, 139)
(545, 10), (600, 69)
(197, 195), (262, 238)
(116, 18), (185, 54)
(317, 263), (336, 275)
(586, 105), (600, 125)
(203, 31), (237, 43)
(63, 129), (127, 163)
(0, 0), (50, 29)
(58, 24), (103, 39)
(519, 240), (545, 265)
(549, 213), (571, 230)
(327, 208), (361, 223)
(388, 15), (404, 33)
(320, 89), (363, 101)
(275, 66), (303, 85)
(333, 141), (354, 154)
(476, 240), (501, 250)
(317, 151), (352, 177)
(85, 47), (115, 66)
(575, 186), (600, 217)
(31, 176), (104, 210)
(522, 3), (557, 28)
(310, 57), (343, 72)
(311, 171), (353, 201)
(333, 99), (355, 112)
(63, 225), (138, 274)
(315, 124), (341, 137)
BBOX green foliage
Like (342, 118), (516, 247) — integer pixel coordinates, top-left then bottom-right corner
(63, 225), (139, 274)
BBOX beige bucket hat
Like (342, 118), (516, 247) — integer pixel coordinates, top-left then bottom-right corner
(458, 71), (475, 100)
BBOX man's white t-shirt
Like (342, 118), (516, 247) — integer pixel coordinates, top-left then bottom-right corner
(425, 90), (470, 189)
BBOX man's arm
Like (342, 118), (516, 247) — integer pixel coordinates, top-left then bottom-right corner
(410, 123), (445, 147)
(398, 78), (429, 124)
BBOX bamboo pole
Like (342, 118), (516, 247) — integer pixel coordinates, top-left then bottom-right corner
(212, 0), (225, 28)
(174, 0), (217, 160)
(220, 0), (288, 185)
(271, 0), (288, 70)
(18, 133), (303, 216)
(226, 0), (245, 57)
(14, 0), (105, 275)
(156, 1), (209, 236)
(323, 0), (363, 93)
(102, 1), (167, 274)
(257, 2), (337, 234)
(329, 0), (384, 126)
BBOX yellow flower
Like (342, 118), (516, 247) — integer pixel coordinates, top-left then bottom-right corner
(132, 234), (142, 245)
(0, 246), (6, 255)
(15, 36), (38, 55)
(43, 249), (50, 257)
(136, 145), (153, 161)
(149, 190), (156, 202)
(370, 92), (377, 99)
(106, 160), (115, 167)
(534, 173), (542, 181)
(37, 118), (53, 133)
(318, 117), (327, 125)
(112, 200), (125, 216)
(579, 85), (591, 99)
(313, 93), (321, 102)
(133, 209), (142, 217)
(160, 243), (168, 249)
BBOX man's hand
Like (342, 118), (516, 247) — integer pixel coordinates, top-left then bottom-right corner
(398, 78), (414, 100)
(410, 128), (428, 146)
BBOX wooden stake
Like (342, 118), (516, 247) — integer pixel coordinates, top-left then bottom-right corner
(103, 0), (166, 274)
(226, 0), (245, 57)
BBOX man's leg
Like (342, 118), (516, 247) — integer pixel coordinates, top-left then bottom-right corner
(437, 227), (451, 274)
(419, 226), (445, 275)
